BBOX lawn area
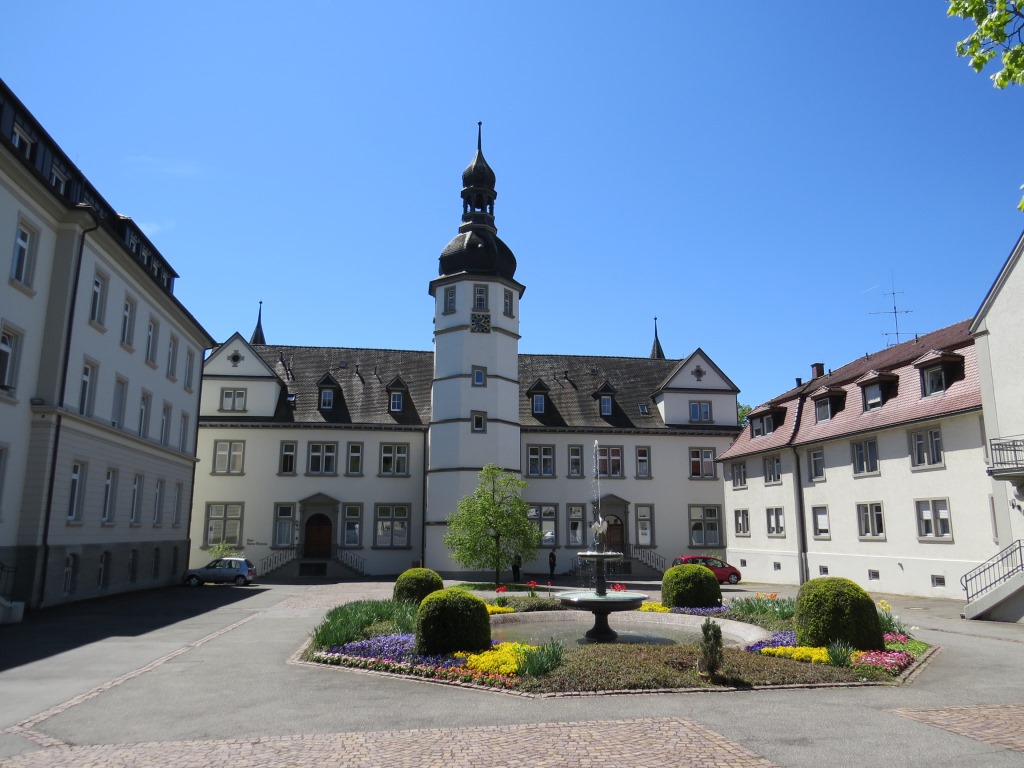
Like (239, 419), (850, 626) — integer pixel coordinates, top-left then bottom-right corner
(303, 590), (930, 693)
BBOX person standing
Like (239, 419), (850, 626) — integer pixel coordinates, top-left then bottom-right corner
(512, 555), (522, 582)
(548, 549), (557, 579)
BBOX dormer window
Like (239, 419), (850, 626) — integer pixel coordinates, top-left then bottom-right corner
(811, 386), (844, 423)
(390, 392), (404, 412)
(923, 365), (945, 396)
(638, 403), (650, 415)
(386, 375), (409, 415)
(11, 125), (34, 160)
(864, 383), (882, 411)
(532, 394), (545, 414)
(855, 370), (898, 412)
(600, 395), (612, 417)
(751, 414), (774, 437)
(815, 399), (831, 422)
(689, 401), (712, 422)
(320, 389), (334, 410)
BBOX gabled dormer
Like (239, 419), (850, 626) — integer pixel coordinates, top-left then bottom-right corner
(651, 347), (740, 427)
(748, 404), (786, 438)
(810, 385), (846, 423)
(855, 370), (899, 412)
(386, 375), (409, 414)
(592, 380), (618, 418)
(526, 378), (550, 415)
(912, 350), (964, 397)
(200, 332), (282, 418)
(316, 373), (340, 411)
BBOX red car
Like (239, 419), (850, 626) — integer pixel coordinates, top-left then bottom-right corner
(671, 555), (742, 584)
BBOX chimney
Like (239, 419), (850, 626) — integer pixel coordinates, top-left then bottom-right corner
(795, 377), (803, 387)
(811, 362), (825, 379)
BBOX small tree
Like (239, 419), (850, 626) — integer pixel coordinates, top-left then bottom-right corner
(444, 464), (542, 585)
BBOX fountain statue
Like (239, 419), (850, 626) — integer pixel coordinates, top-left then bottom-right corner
(556, 441), (648, 641)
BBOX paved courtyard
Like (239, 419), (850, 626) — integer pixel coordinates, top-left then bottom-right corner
(1, 579), (1023, 767)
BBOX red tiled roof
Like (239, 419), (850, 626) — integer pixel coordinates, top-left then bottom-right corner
(719, 320), (980, 460)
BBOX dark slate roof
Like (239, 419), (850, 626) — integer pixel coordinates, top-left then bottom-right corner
(205, 344), (737, 434)
(719, 319), (980, 460)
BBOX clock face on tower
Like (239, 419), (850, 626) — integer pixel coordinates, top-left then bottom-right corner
(470, 312), (492, 333)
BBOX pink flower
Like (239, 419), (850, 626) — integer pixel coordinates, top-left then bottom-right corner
(611, 583), (626, 592)
(496, 585), (507, 594)
(527, 580), (537, 588)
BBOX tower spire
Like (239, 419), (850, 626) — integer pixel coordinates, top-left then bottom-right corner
(650, 316), (665, 359)
(250, 301), (266, 345)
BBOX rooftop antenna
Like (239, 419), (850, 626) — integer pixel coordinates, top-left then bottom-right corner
(871, 273), (917, 346)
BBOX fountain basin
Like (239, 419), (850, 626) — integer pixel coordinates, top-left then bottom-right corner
(556, 589), (649, 642)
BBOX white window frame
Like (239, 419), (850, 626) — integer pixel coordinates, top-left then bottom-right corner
(213, 440), (245, 474)
(731, 461), (747, 489)
(503, 288), (514, 317)
(68, 462), (86, 521)
(532, 394), (545, 414)
(153, 479), (165, 525)
(734, 508), (750, 537)
(11, 222), (36, 287)
(751, 413), (774, 437)
(279, 441), (297, 475)
(166, 335), (179, 380)
(568, 445), (583, 477)
(159, 402), (172, 446)
(916, 498), (952, 539)
(102, 468), (117, 523)
(689, 448), (716, 479)
(221, 389), (247, 412)
(320, 389), (334, 409)
(274, 503), (295, 547)
(527, 504), (557, 546)
(909, 427), (944, 468)
(864, 382), (882, 411)
(138, 392), (151, 438)
(473, 284), (488, 310)
(471, 411), (487, 432)
(205, 503), (243, 547)
(812, 505), (830, 539)
(597, 446), (622, 478)
(0, 326), (21, 395)
(766, 506), (785, 537)
(307, 442), (338, 475)
(90, 271), (108, 327)
(688, 505), (720, 547)
(130, 474), (144, 525)
(346, 442), (363, 475)
(145, 318), (159, 365)
(443, 286), (456, 314)
(178, 413), (190, 451)
(472, 366), (487, 387)
(120, 296), (136, 349)
(184, 349), (195, 391)
(852, 438), (879, 476)
(923, 365), (946, 396)
(343, 504), (362, 547)
(527, 445), (555, 477)
(172, 482), (183, 527)
(380, 443), (409, 476)
(689, 400), (712, 422)
(79, 361), (97, 416)
(112, 376), (128, 429)
(635, 446), (651, 478)
(568, 504), (586, 547)
(636, 504), (654, 546)
(374, 504), (409, 547)
(599, 395), (613, 417)
(857, 502), (885, 539)
(389, 392), (404, 412)
(809, 447), (826, 480)
(763, 455), (782, 484)
(814, 398), (831, 423)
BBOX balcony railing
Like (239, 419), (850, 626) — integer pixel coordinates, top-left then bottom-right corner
(990, 436), (1024, 471)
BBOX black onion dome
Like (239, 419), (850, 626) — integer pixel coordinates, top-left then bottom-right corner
(438, 122), (517, 279)
(462, 147), (496, 189)
(439, 229), (517, 278)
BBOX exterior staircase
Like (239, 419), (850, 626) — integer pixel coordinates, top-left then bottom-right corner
(961, 540), (1024, 622)
(258, 548), (366, 582)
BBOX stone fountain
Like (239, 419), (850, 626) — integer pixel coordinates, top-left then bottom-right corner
(556, 443), (648, 642)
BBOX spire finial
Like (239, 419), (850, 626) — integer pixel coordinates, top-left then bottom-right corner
(250, 300), (266, 345)
(650, 316), (665, 359)
(477, 121), (482, 151)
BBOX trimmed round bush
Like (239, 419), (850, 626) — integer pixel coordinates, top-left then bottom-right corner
(415, 588), (491, 655)
(392, 567), (444, 605)
(661, 564), (722, 608)
(794, 577), (884, 650)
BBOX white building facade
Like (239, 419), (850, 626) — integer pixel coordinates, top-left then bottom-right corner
(0, 79), (212, 613)
(720, 322), (997, 598)
(190, 131), (741, 579)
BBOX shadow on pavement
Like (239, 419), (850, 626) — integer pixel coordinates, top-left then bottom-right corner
(0, 585), (269, 672)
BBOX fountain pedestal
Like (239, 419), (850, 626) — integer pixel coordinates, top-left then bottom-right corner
(557, 551), (647, 642)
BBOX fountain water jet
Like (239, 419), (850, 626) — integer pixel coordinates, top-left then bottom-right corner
(556, 440), (648, 641)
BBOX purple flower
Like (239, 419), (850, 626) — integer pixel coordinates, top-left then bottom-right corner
(329, 633), (466, 669)
(745, 630), (797, 653)
(670, 606), (730, 616)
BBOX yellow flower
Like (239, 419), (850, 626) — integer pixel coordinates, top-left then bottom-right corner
(456, 642), (533, 676)
(638, 602), (670, 613)
(877, 600), (892, 613)
(486, 604), (514, 615)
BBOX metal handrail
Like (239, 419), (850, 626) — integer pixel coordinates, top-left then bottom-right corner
(629, 544), (667, 573)
(960, 540), (1024, 603)
(339, 549), (365, 575)
(0, 560), (14, 600)
(260, 548), (297, 577)
(990, 436), (1024, 469)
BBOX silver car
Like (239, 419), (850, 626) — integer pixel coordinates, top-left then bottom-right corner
(183, 557), (256, 586)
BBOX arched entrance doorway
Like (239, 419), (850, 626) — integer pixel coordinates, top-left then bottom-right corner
(605, 515), (624, 551)
(303, 513), (332, 559)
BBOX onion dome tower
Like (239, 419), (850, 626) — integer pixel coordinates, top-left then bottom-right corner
(425, 124), (526, 570)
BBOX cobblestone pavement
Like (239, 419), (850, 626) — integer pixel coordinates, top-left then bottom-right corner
(3, 579), (1024, 767)
(0, 717), (778, 768)
(893, 704), (1024, 754)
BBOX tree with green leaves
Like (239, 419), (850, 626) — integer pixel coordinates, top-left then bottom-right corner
(737, 403), (752, 428)
(444, 464), (542, 586)
(949, 1), (1024, 209)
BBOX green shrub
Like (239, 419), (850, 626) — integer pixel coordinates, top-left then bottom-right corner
(393, 567), (444, 604)
(415, 588), (491, 655)
(661, 564), (722, 608)
(697, 617), (724, 677)
(794, 577), (884, 651)
(519, 640), (564, 678)
(826, 639), (856, 667)
(207, 541), (242, 560)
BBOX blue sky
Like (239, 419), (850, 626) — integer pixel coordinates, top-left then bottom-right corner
(3, 2), (1021, 409)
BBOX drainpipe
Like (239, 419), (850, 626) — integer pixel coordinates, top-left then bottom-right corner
(789, 396), (810, 586)
(420, 428), (428, 569)
(36, 205), (100, 608)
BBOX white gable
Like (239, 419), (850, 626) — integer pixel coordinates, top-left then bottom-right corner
(654, 348), (739, 427)
(660, 349), (738, 393)
(204, 332), (279, 378)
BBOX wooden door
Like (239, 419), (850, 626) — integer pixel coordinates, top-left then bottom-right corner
(304, 513), (332, 559)
(606, 516), (624, 551)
